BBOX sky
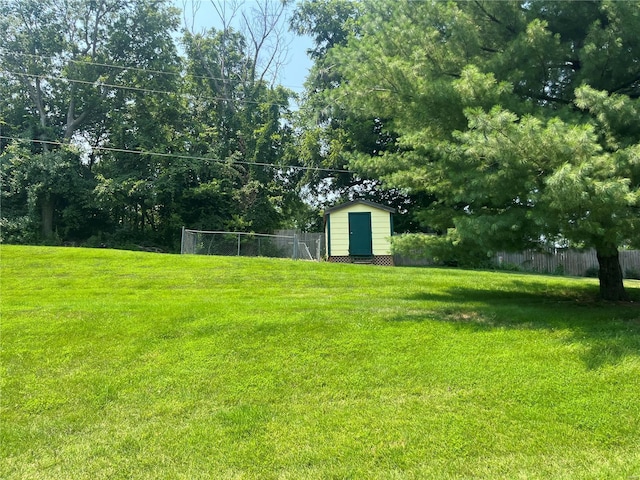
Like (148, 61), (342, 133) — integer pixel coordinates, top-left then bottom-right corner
(175, 0), (314, 94)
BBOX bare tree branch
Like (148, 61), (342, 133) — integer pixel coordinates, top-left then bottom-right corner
(240, 0), (292, 86)
(210, 0), (243, 32)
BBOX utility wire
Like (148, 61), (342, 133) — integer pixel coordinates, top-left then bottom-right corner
(5, 70), (180, 97)
(0, 135), (352, 174)
(0, 48), (307, 92)
(2, 70), (292, 108)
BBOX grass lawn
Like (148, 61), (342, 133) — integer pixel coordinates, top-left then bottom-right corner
(1, 245), (640, 479)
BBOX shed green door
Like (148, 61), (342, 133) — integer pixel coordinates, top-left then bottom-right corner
(349, 212), (372, 256)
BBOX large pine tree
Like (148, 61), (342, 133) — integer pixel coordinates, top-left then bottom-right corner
(323, 0), (640, 301)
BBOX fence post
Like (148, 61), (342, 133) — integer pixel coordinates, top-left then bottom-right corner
(180, 226), (186, 254)
(237, 233), (241, 256)
(293, 233), (299, 260)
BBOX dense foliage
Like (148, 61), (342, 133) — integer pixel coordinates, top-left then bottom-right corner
(2, 0), (639, 300)
(0, 0), (305, 250)
(291, 0), (424, 231)
(307, 0), (640, 300)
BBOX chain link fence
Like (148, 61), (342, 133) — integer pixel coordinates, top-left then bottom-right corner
(274, 229), (325, 261)
(180, 228), (325, 261)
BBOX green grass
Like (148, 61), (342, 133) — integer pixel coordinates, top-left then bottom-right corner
(2, 245), (640, 479)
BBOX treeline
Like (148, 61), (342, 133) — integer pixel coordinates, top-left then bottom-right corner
(0, 0), (401, 251)
(293, 0), (640, 301)
(0, 0), (316, 251)
(3, 0), (640, 300)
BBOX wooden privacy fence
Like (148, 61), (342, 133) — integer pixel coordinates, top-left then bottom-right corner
(394, 248), (640, 278)
(495, 249), (640, 278)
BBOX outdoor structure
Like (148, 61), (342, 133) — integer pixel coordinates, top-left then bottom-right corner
(324, 200), (395, 266)
(180, 228), (324, 261)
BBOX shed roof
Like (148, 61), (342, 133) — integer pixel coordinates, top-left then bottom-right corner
(324, 199), (396, 216)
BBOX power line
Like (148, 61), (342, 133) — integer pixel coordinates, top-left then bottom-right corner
(0, 48), (307, 92)
(0, 135), (352, 174)
(5, 70), (180, 97)
(3, 70), (293, 108)
(0, 49), (224, 85)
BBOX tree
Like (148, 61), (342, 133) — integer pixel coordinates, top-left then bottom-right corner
(0, 0), (132, 144)
(90, 0), (187, 247)
(0, 0), (184, 243)
(291, 0), (420, 226)
(1, 143), (96, 242)
(184, 0), (292, 86)
(181, 2), (298, 234)
(324, 0), (640, 300)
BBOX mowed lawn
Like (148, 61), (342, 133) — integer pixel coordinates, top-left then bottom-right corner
(1, 246), (640, 479)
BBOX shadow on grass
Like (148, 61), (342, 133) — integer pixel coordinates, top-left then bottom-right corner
(394, 283), (640, 370)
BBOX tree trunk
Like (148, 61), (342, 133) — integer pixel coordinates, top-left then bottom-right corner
(41, 195), (55, 239)
(596, 247), (628, 301)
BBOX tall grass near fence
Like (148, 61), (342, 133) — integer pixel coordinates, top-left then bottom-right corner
(2, 246), (640, 479)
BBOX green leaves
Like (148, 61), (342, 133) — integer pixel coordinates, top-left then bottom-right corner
(454, 66), (512, 109)
(576, 85), (640, 150)
(312, 0), (640, 298)
(0, 143), (95, 241)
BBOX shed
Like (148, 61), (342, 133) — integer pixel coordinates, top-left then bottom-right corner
(324, 199), (396, 266)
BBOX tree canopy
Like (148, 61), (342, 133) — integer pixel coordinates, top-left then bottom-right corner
(2, 0), (640, 301)
(290, 0), (422, 231)
(0, 0), (302, 249)
(316, 0), (640, 300)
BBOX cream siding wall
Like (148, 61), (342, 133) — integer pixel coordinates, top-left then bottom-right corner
(327, 204), (392, 256)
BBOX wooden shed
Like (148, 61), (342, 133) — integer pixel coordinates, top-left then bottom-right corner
(324, 200), (395, 266)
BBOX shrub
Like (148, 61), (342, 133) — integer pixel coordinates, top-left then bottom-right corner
(625, 268), (640, 280)
(495, 262), (521, 272)
(553, 264), (565, 276)
(391, 230), (494, 269)
(585, 266), (599, 278)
